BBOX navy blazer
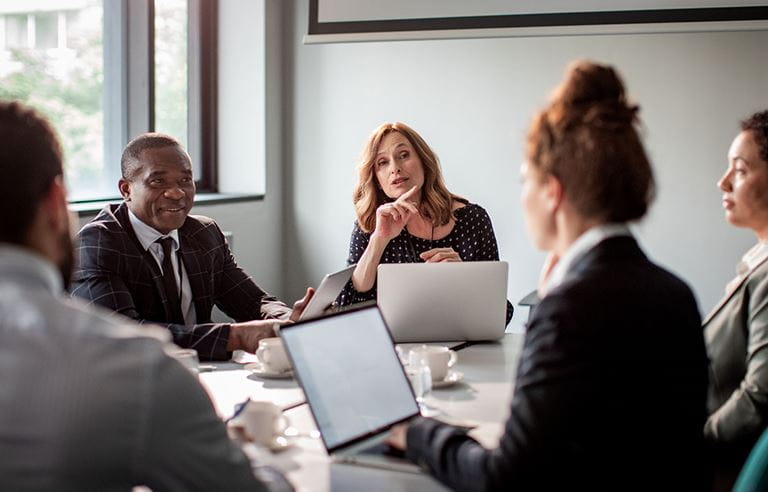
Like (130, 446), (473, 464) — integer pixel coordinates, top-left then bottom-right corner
(405, 236), (710, 490)
(71, 203), (290, 360)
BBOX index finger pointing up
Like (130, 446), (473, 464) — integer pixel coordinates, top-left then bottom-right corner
(399, 185), (421, 203)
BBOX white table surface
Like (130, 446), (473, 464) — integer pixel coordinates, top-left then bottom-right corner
(199, 333), (525, 491)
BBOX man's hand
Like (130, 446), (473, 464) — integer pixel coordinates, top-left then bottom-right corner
(420, 247), (462, 263)
(386, 423), (409, 451)
(289, 287), (315, 322)
(227, 319), (289, 353)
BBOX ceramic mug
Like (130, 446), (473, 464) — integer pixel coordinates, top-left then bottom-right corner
(255, 337), (291, 373)
(408, 345), (457, 381)
(238, 400), (287, 446)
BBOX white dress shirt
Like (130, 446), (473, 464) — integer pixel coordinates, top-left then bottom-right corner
(128, 209), (196, 325)
(724, 241), (768, 295)
(540, 223), (632, 297)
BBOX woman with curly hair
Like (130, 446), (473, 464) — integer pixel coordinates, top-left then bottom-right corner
(705, 109), (768, 489)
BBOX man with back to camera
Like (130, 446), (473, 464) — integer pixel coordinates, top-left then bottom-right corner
(0, 100), (290, 490)
(71, 132), (313, 361)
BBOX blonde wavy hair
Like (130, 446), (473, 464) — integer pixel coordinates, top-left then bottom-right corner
(353, 122), (463, 233)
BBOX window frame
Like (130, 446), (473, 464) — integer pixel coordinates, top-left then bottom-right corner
(76, 0), (217, 205)
(187, 0), (217, 193)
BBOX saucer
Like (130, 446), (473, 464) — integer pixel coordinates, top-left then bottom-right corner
(432, 370), (464, 388)
(261, 432), (293, 452)
(244, 362), (293, 379)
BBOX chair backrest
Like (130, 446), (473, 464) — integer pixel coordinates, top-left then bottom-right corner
(518, 289), (540, 322)
(734, 427), (768, 492)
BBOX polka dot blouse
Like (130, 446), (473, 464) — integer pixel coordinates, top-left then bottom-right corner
(337, 201), (513, 324)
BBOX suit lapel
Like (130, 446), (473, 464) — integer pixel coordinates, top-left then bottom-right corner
(114, 203), (175, 322)
(702, 253), (768, 325)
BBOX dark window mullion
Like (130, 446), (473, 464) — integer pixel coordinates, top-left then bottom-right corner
(187, 0), (218, 192)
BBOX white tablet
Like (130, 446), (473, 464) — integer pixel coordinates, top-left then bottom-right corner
(299, 265), (356, 320)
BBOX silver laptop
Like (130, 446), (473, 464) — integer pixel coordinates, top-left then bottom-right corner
(377, 261), (508, 343)
(280, 305), (421, 473)
(299, 265), (356, 320)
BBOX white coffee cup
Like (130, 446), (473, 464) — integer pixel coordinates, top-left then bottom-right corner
(238, 400), (287, 446)
(167, 348), (199, 374)
(408, 345), (457, 381)
(255, 337), (290, 373)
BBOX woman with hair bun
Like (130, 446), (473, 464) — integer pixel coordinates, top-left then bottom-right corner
(386, 61), (709, 490)
(705, 109), (768, 489)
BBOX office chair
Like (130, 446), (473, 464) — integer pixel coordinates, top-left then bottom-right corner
(518, 289), (540, 322)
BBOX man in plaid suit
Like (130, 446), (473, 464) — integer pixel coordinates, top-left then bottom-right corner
(0, 103), (289, 490)
(71, 133), (312, 361)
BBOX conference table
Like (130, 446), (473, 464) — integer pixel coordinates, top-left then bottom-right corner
(199, 332), (524, 491)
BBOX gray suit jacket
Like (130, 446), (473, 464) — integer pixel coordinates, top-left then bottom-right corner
(704, 254), (768, 455)
(0, 246), (269, 491)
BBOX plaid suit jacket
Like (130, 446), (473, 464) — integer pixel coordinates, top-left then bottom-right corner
(71, 203), (291, 360)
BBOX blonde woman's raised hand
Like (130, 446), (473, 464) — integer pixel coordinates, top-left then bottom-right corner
(372, 185), (420, 241)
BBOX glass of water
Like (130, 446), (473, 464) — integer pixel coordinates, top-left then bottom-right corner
(407, 352), (439, 417)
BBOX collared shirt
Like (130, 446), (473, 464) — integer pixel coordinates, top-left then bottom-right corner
(128, 209), (196, 325)
(541, 223), (632, 297)
(725, 241), (768, 295)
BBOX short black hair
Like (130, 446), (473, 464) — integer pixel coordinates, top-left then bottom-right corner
(741, 110), (768, 163)
(0, 101), (63, 244)
(121, 132), (188, 180)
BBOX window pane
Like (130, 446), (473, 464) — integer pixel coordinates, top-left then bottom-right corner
(35, 13), (58, 50)
(154, 0), (188, 150)
(5, 15), (28, 49)
(0, 2), (106, 202)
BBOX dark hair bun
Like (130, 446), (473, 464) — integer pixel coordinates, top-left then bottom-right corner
(526, 60), (655, 223)
(549, 60), (638, 130)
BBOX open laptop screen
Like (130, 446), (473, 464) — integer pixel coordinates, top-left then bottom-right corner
(281, 306), (419, 451)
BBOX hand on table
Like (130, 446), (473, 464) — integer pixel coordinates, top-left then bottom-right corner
(420, 247), (462, 263)
(227, 319), (289, 353)
(373, 185), (420, 241)
(228, 287), (315, 351)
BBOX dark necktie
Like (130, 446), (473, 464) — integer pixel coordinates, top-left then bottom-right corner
(157, 237), (185, 324)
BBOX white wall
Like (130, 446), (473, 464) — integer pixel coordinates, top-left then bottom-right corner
(218, 0), (266, 195)
(282, 0), (767, 330)
(207, 0), (283, 295)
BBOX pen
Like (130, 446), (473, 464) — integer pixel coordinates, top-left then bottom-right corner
(226, 397), (251, 423)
